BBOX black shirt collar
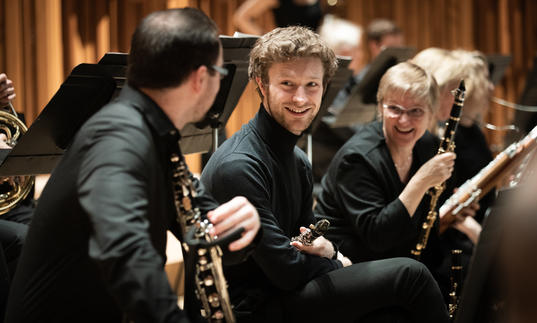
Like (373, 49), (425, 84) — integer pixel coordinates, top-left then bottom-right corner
(118, 85), (181, 142)
(253, 104), (301, 154)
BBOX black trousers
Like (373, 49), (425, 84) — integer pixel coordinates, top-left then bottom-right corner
(0, 203), (34, 321)
(248, 257), (449, 323)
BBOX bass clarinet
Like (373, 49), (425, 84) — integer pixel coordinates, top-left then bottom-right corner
(170, 152), (236, 323)
(411, 80), (466, 259)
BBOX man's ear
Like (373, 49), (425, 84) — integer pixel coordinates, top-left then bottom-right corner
(191, 65), (209, 93)
(255, 77), (266, 98)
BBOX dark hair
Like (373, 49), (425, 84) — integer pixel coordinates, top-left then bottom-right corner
(127, 8), (220, 89)
(366, 19), (402, 42)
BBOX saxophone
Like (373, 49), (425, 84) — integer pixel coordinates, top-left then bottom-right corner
(170, 152), (236, 323)
(411, 80), (465, 259)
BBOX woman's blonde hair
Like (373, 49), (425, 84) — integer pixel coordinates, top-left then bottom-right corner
(412, 48), (462, 92)
(413, 48), (493, 122)
(377, 61), (439, 117)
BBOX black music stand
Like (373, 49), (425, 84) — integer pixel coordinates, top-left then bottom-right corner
(0, 35), (256, 176)
(328, 47), (415, 128)
(0, 63), (118, 176)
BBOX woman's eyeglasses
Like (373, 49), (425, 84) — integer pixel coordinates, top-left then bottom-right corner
(382, 103), (426, 120)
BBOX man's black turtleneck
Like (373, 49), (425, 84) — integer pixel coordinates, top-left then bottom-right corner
(201, 105), (342, 318)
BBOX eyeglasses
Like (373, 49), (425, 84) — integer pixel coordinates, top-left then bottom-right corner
(209, 65), (229, 80)
(382, 103), (426, 120)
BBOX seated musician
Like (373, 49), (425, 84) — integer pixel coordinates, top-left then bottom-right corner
(0, 73), (35, 321)
(201, 26), (449, 323)
(6, 8), (260, 323)
(315, 61), (457, 262)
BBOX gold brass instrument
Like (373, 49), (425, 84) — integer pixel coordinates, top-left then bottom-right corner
(170, 152), (235, 323)
(439, 124), (537, 233)
(0, 106), (34, 215)
(411, 80), (465, 259)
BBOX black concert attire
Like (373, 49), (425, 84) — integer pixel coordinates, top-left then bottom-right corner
(0, 197), (34, 286)
(315, 121), (477, 304)
(315, 121), (443, 262)
(272, 0), (323, 31)
(5, 85), (245, 323)
(202, 106), (449, 323)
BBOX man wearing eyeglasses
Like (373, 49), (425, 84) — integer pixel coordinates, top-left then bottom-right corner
(6, 8), (260, 323)
(315, 61), (456, 266)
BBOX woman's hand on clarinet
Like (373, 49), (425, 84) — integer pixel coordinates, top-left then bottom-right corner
(414, 152), (456, 188)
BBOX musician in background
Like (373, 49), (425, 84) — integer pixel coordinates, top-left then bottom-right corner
(0, 73), (35, 321)
(202, 27), (449, 323)
(327, 18), (404, 115)
(412, 49), (494, 229)
(233, 0), (323, 35)
(6, 8), (260, 323)
(411, 48), (496, 302)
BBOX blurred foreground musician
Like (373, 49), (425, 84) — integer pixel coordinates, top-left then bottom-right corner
(202, 27), (449, 323)
(6, 8), (260, 323)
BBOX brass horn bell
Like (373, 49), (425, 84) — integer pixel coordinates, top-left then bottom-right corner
(0, 109), (34, 215)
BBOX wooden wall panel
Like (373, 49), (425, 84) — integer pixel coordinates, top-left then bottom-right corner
(0, 0), (536, 164)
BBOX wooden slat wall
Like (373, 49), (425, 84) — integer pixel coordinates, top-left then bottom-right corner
(0, 0), (536, 169)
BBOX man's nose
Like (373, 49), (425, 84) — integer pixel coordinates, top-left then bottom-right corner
(292, 86), (307, 105)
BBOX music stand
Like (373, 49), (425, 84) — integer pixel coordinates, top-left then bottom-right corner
(486, 54), (511, 85)
(328, 47), (415, 128)
(0, 63), (118, 176)
(0, 35), (256, 176)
